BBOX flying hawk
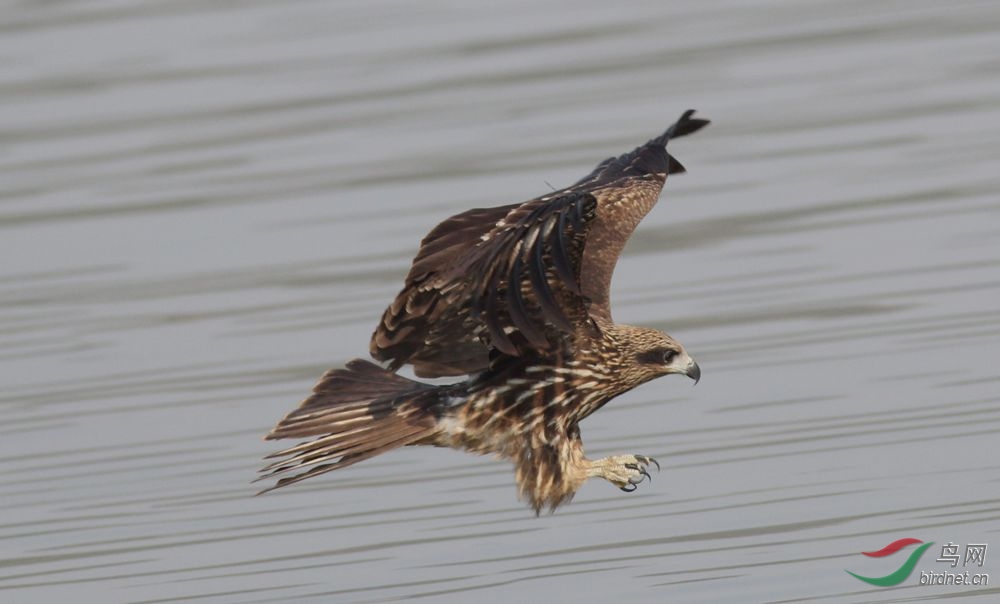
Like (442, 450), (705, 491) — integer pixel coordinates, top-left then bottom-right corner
(260, 110), (709, 513)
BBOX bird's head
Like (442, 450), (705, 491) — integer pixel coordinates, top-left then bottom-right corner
(608, 324), (700, 387)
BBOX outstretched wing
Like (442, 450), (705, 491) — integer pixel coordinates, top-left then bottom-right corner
(371, 192), (598, 376)
(371, 110), (709, 377)
(370, 203), (520, 377)
(569, 109), (710, 318)
(457, 191), (599, 356)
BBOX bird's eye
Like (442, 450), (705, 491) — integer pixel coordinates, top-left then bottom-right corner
(662, 350), (677, 364)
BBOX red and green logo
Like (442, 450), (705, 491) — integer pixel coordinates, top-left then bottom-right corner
(846, 538), (934, 586)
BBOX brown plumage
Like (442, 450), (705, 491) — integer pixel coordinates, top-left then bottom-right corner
(260, 110), (708, 513)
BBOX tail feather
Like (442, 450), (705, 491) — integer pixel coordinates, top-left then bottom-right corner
(266, 401), (386, 439)
(257, 359), (441, 494)
(259, 423), (423, 480)
(258, 427), (426, 493)
(266, 359), (430, 439)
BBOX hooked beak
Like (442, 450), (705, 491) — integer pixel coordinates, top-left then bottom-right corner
(685, 359), (701, 385)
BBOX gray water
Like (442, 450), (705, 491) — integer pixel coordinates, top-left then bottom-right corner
(2, 1), (999, 602)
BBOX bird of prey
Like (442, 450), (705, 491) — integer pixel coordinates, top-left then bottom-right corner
(260, 110), (708, 513)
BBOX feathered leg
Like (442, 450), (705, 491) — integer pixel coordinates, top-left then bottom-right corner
(512, 428), (659, 514)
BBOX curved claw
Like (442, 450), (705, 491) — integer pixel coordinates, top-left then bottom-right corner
(636, 455), (660, 472)
(624, 463), (652, 485)
(605, 454), (661, 493)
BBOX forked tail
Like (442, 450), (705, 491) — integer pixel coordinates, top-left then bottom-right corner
(257, 359), (440, 493)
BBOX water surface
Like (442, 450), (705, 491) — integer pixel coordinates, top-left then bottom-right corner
(2, 1), (999, 602)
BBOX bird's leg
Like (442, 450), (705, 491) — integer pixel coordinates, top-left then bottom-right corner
(585, 454), (660, 492)
(513, 432), (661, 512)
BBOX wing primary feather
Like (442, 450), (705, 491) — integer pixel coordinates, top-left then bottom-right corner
(552, 207), (582, 294)
(529, 226), (574, 332)
(570, 195), (586, 231)
(470, 240), (505, 319)
(667, 154), (687, 175)
(509, 238), (527, 280)
(540, 211), (558, 239)
(519, 222), (541, 262)
(483, 268), (518, 355)
(506, 254), (549, 348)
(652, 109), (711, 146)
